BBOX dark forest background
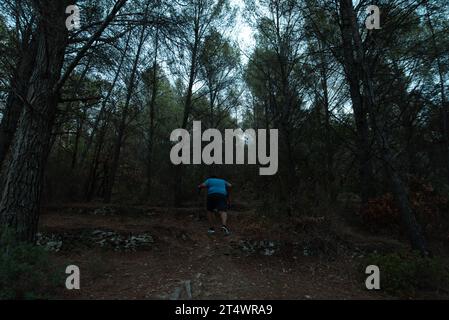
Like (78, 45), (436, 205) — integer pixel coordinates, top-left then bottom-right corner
(0, 0), (449, 258)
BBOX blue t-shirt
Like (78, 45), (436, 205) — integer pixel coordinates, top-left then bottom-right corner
(204, 178), (229, 196)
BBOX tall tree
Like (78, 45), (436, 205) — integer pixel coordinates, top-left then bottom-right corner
(170, 0), (234, 205)
(103, 2), (151, 203)
(0, 0), (128, 242)
(0, 0), (35, 168)
(337, 0), (428, 254)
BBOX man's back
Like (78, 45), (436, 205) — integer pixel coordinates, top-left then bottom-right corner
(204, 178), (229, 195)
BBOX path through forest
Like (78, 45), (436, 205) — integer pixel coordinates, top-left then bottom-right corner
(39, 204), (386, 299)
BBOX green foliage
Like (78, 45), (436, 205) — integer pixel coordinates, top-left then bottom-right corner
(363, 252), (449, 296)
(0, 231), (62, 300)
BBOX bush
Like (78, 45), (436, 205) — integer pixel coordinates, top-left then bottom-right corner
(359, 178), (449, 235)
(359, 193), (400, 232)
(362, 252), (449, 297)
(0, 231), (62, 300)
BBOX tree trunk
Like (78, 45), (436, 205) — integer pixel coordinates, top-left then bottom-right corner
(339, 0), (428, 255)
(104, 21), (147, 203)
(145, 30), (160, 198)
(319, 44), (334, 200)
(339, 0), (375, 203)
(0, 0), (71, 242)
(0, 27), (37, 169)
(80, 31), (131, 167)
(0, 0), (128, 242)
(424, 1), (449, 182)
(71, 103), (88, 170)
(173, 21), (200, 207)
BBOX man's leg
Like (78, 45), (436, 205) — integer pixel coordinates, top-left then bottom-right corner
(219, 211), (230, 236)
(207, 210), (216, 234)
(207, 211), (215, 228)
(219, 211), (227, 226)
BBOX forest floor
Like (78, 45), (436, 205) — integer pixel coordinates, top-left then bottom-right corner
(37, 203), (423, 299)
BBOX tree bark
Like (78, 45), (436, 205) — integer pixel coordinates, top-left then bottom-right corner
(104, 19), (148, 203)
(339, 0), (428, 254)
(173, 17), (201, 207)
(318, 42), (334, 200)
(424, 1), (449, 182)
(339, 0), (375, 203)
(145, 28), (160, 198)
(0, 25), (37, 169)
(0, 0), (128, 242)
(0, 0), (71, 242)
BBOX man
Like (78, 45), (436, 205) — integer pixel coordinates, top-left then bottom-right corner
(198, 175), (232, 236)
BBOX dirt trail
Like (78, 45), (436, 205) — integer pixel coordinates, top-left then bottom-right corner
(39, 205), (384, 300)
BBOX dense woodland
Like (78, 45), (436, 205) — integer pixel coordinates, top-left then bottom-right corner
(0, 0), (449, 261)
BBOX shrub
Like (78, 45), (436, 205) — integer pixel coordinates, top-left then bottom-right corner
(362, 252), (449, 297)
(359, 193), (400, 232)
(359, 178), (448, 235)
(0, 231), (62, 300)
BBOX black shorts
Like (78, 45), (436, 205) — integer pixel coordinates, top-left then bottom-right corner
(207, 193), (227, 212)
